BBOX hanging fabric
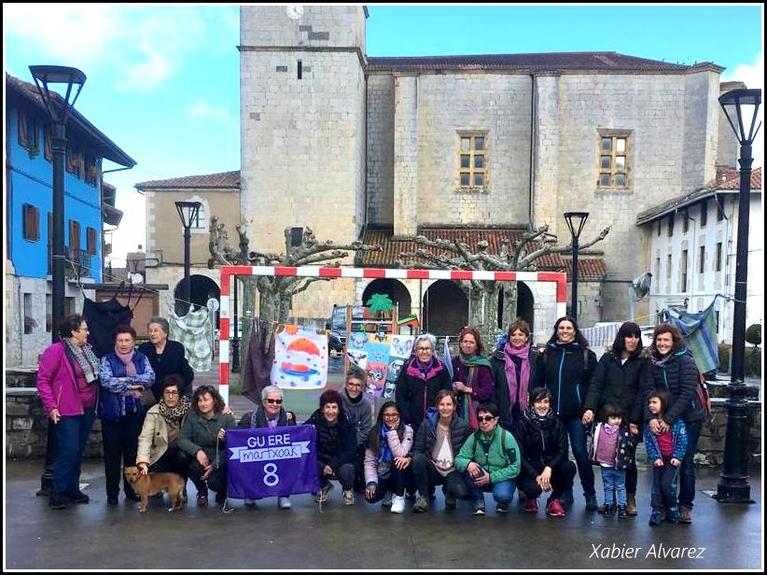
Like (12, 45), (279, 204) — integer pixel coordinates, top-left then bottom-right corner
(241, 319), (277, 403)
(167, 304), (213, 372)
(82, 296), (134, 358)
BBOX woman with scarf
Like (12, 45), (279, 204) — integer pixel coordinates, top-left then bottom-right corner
(136, 374), (192, 481)
(535, 316), (598, 510)
(395, 333), (453, 432)
(640, 323), (704, 524)
(363, 402), (414, 514)
(491, 319), (539, 431)
(37, 314), (101, 510)
(138, 316), (194, 404)
(582, 321), (646, 516)
(99, 325), (155, 505)
(451, 326), (495, 431)
(513, 387), (576, 518)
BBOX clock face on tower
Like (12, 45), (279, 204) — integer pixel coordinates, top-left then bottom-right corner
(286, 5), (303, 20)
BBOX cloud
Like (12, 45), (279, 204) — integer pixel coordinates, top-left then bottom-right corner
(722, 53), (764, 169)
(188, 99), (235, 128)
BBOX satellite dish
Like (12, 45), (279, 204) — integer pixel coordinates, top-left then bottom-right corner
(630, 272), (652, 301)
(130, 272), (144, 285)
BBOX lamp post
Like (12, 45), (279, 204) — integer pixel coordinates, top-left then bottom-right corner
(714, 88), (761, 504)
(231, 276), (240, 372)
(175, 201), (201, 316)
(563, 211), (589, 320)
(29, 65), (87, 497)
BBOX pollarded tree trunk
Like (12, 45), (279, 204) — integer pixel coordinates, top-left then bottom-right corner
(501, 281), (519, 332)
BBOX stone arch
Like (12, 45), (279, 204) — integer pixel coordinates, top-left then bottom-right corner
(174, 274), (220, 318)
(361, 278), (412, 319)
(423, 280), (468, 337)
(498, 281), (535, 332)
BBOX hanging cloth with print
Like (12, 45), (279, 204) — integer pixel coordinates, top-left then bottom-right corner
(241, 319), (277, 404)
(167, 304), (212, 372)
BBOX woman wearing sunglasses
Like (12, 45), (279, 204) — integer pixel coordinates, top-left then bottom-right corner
(238, 385), (296, 509)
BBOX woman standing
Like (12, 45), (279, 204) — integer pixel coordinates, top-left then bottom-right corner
(395, 333), (453, 432)
(363, 402), (414, 514)
(535, 316), (598, 510)
(451, 327), (495, 431)
(582, 321), (646, 516)
(37, 314), (100, 510)
(178, 385), (237, 506)
(640, 323), (705, 524)
(138, 317), (194, 403)
(99, 325), (155, 505)
(491, 319), (538, 430)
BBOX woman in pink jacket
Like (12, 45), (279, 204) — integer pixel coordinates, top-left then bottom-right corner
(37, 314), (100, 510)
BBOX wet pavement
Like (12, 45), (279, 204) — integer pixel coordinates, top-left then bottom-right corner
(4, 459), (762, 570)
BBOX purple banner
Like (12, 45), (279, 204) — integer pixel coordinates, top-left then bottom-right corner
(227, 425), (319, 499)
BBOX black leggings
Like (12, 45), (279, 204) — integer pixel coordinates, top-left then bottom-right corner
(517, 460), (577, 501)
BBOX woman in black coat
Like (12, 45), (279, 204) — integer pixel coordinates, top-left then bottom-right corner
(582, 321), (646, 515)
(535, 316), (598, 510)
(138, 316), (194, 403)
(640, 323), (705, 524)
(491, 319), (539, 431)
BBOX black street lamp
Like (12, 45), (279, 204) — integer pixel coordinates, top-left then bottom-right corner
(563, 211), (589, 320)
(714, 88), (761, 504)
(175, 201), (201, 316)
(231, 276), (241, 373)
(29, 65), (86, 497)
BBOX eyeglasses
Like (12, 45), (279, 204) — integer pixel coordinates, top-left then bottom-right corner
(163, 390), (179, 396)
(477, 415), (496, 423)
(265, 398), (283, 405)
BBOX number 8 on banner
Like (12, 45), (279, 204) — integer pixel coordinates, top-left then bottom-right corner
(263, 463), (280, 486)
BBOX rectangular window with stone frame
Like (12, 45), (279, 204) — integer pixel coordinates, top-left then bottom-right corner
(596, 131), (631, 189)
(457, 132), (488, 191)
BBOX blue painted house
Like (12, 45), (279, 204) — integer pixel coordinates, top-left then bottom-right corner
(5, 72), (136, 366)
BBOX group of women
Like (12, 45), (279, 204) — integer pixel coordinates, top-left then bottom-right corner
(38, 311), (705, 522)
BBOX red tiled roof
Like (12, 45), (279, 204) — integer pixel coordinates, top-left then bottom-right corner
(135, 171), (240, 190)
(360, 226), (606, 281)
(367, 52), (721, 74)
(715, 166), (761, 190)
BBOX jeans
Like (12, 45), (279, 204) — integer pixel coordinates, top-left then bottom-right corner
(101, 411), (143, 499)
(319, 461), (355, 491)
(52, 408), (96, 497)
(365, 466), (408, 502)
(679, 419), (702, 509)
(561, 416), (595, 497)
(600, 467), (627, 506)
(651, 461), (680, 511)
(411, 453), (470, 500)
(517, 460), (576, 501)
(465, 474), (517, 506)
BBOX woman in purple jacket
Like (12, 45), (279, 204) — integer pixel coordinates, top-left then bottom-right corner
(451, 327), (495, 431)
(37, 314), (100, 510)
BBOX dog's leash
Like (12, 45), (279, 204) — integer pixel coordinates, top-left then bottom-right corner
(214, 433), (234, 514)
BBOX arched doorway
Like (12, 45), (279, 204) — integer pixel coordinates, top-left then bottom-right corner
(362, 279), (412, 320)
(423, 280), (468, 337)
(497, 281), (535, 332)
(174, 274), (220, 318)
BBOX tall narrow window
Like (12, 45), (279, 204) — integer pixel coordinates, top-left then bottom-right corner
(700, 199), (708, 227)
(23, 293), (34, 334)
(699, 245), (705, 274)
(297, 60), (303, 80)
(86, 227), (97, 255)
(682, 210), (689, 233)
(716, 242), (723, 272)
(680, 250), (688, 292)
(597, 132), (630, 188)
(666, 253), (672, 289)
(667, 214), (674, 237)
(716, 196), (725, 221)
(657, 219), (661, 236)
(655, 257), (661, 282)
(289, 227), (303, 247)
(23, 204), (40, 241)
(457, 133), (488, 189)
(69, 220), (81, 258)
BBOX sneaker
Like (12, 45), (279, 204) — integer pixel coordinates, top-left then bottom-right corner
(523, 498), (539, 514)
(649, 510), (662, 526)
(390, 494), (406, 514)
(412, 495), (430, 513)
(546, 499), (566, 518)
(496, 503), (509, 513)
(666, 507), (680, 524)
(381, 492), (393, 507)
(244, 498), (257, 508)
(343, 489), (355, 506)
(278, 497), (292, 510)
(473, 501), (486, 515)
(679, 505), (692, 524)
(626, 493), (638, 516)
(603, 504), (616, 517)
(49, 495), (68, 510)
(196, 494), (208, 507)
(617, 505), (628, 518)
(584, 494), (598, 511)
(444, 494), (457, 510)
(315, 483), (334, 503)
(67, 490), (90, 504)
(597, 504), (609, 514)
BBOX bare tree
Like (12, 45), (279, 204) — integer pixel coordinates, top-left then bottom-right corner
(398, 224), (610, 341)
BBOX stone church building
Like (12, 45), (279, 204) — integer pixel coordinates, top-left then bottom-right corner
(146, 5), (742, 343)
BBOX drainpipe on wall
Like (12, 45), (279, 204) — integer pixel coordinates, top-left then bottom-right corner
(528, 74), (537, 225)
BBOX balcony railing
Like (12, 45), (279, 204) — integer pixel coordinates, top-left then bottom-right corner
(48, 247), (94, 278)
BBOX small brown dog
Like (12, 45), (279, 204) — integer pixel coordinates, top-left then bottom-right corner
(123, 466), (186, 512)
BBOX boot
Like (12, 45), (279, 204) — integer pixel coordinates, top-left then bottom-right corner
(679, 505), (692, 524)
(617, 505), (628, 518)
(603, 503), (617, 517)
(626, 493), (637, 516)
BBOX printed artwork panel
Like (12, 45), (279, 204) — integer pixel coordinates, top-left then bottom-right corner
(271, 326), (328, 389)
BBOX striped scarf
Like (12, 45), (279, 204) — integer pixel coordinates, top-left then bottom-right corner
(64, 339), (100, 384)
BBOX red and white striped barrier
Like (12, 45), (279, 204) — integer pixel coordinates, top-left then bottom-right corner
(217, 265), (567, 403)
